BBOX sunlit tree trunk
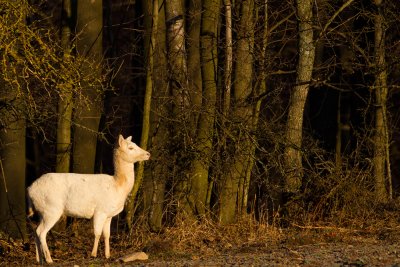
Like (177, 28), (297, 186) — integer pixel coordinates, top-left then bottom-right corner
(165, 0), (191, 214)
(183, 0), (202, 218)
(0, 104), (26, 239)
(283, 0), (315, 193)
(239, 0), (269, 213)
(142, 1), (169, 231)
(373, 0), (391, 202)
(223, 0), (232, 116)
(218, 0), (254, 224)
(187, 0), (202, 123)
(72, 0), (103, 174)
(56, 0), (73, 173)
(213, 0), (232, 212)
(53, 1), (74, 233)
(179, 0), (202, 219)
(186, 0), (220, 217)
(126, 0), (158, 228)
(165, 0), (189, 118)
(0, 0), (27, 240)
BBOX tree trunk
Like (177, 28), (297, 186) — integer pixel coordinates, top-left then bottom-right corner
(165, 0), (190, 119)
(218, 0), (254, 224)
(53, 1), (74, 233)
(0, 0), (27, 239)
(223, 0), (233, 116)
(212, 0), (232, 214)
(373, 0), (391, 202)
(186, 0), (220, 217)
(187, 0), (203, 124)
(165, 0), (191, 214)
(335, 92), (342, 170)
(126, 0), (158, 228)
(182, 0), (202, 218)
(239, 0), (269, 213)
(72, 0), (103, 174)
(142, 1), (169, 231)
(283, 0), (315, 193)
(0, 90), (26, 239)
(56, 0), (73, 173)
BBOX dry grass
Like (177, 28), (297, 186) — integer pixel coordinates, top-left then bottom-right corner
(117, 213), (284, 261)
(1, 213), (283, 265)
(2, 205), (400, 266)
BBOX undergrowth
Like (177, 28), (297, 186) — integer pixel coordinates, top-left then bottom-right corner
(2, 200), (400, 266)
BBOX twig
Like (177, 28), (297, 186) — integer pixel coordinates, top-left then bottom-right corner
(0, 158), (7, 193)
(318, 0), (355, 40)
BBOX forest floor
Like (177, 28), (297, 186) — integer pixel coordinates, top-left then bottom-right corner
(2, 217), (400, 266)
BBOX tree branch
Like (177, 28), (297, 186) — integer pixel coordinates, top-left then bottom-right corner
(318, 0), (355, 40)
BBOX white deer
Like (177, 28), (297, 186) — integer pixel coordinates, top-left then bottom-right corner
(27, 135), (150, 264)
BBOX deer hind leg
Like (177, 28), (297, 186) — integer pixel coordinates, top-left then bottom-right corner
(91, 213), (107, 258)
(102, 217), (112, 258)
(34, 223), (43, 263)
(36, 212), (63, 264)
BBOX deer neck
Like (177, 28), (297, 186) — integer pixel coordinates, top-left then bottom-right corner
(113, 156), (135, 191)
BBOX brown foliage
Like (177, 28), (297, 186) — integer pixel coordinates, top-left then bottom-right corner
(0, 0), (106, 134)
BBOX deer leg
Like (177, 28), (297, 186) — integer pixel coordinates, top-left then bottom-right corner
(34, 223), (43, 263)
(36, 212), (62, 264)
(91, 213), (107, 258)
(102, 217), (112, 259)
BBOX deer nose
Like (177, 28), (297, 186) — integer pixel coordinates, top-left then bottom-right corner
(146, 152), (151, 158)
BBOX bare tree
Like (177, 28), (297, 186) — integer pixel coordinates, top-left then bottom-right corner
(218, 0), (254, 224)
(72, 0), (103, 174)
(126, 0), (159, 228)
(56, 0), (73, 173)
(0, 96), (26, 239)
(283, 0), (315, 193)
(186, 0), (220, 217)
(165, 0), (192, 215)
(373, 0), (391, 202)
(0, 0), (29, 239)
(142, 0), (169, 231)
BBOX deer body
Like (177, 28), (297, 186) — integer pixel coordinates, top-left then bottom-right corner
(27, 135), (150, 264)
(30, 173), (131, 219)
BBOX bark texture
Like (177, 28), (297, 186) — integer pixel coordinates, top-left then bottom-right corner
(142, 1), (169, 231)
(187, 0), (220, 216)
(56, 0), (73, 173)
(126, 0), (159, 228)
(0, 87), (26, 238)
(72, 0), (103, 174)
(284, 0), (315, 192)
(218, 0), (254, 224)
(373, 0), (391, 202)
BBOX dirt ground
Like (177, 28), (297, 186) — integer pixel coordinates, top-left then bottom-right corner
(3, 226), (400, 266)
(141, 238), (400, 266)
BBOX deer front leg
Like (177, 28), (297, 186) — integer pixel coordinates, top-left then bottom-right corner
(91, 213), (107, 258)
(102, 217), (112, 258)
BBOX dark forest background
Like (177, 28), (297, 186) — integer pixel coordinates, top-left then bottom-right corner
(1, 0), (400, 242)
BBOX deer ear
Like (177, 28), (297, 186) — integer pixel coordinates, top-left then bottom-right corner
(126, 136), (132, 142)
(118, 135), (125, 147)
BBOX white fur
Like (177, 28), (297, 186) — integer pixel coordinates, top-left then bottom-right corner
(27, 135), (150, 264)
